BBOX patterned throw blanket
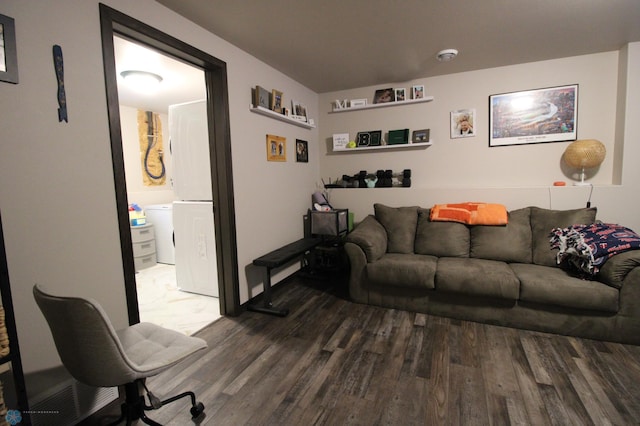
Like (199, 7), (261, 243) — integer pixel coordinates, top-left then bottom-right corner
(550, 222), (640, 276)
(430, 202), (508, 225)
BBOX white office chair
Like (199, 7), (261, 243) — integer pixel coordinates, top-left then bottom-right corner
(33, 284), (207, 425)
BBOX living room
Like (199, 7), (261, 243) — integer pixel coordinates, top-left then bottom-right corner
(1, 0), (639, 424)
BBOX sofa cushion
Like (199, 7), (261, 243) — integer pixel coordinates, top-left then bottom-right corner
(366, 253), (437, 290)
(346, 215), (387, 262)
(414, 208), (470, 257)
(470, 208), (532, 263)
(374, 204), (419, 254)
(511, 263), (619, 312)
(530, 207), (597, 267)
(435, 257), (520, 300)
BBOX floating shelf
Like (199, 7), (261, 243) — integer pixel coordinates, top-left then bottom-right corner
(250, 105), (316, 129)
(329, 96), (434, 113)
(333, 141), (433, 152)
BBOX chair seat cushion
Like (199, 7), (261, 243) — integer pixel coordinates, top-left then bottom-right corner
(117, 322), (207, 377)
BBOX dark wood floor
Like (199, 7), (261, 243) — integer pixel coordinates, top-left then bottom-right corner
(85, 273), (640, 425)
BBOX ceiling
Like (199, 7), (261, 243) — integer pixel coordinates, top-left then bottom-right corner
(117, 1), (640, 112)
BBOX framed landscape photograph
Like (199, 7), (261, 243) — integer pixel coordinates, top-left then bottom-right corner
(296, 139), (308, 163)
(489, 84), (578, 147)
(412, 129), (430, 143)
(0, 14), (19, 84)
(266, 134), (286, 162)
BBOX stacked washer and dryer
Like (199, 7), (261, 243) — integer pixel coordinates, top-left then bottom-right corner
(144, 100), (219, 298)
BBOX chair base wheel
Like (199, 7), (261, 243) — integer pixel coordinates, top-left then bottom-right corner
(191, 402), (205, 418)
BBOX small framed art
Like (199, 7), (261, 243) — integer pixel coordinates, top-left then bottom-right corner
(373, 88), (395, 104)
(412, 85), (425, 99)
(296, 139), (308, 162)
(451, 109), (476, 138)
(253, 85), (270, 108)
(0, 14), (19, 84)
(412, 129), (430, 143)
(395, 88), (406, 102)
(266, 134), (286, 161)
(350, 99), (367, 108)
(271, 89), (283, 113)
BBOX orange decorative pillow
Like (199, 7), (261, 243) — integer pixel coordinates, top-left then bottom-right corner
(430, 202), (508, 225)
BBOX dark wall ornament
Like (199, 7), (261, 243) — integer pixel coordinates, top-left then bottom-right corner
(0, 14), (19, 84)
(53, 45), (67, 122)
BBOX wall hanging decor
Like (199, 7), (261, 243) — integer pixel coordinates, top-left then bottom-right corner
(296, 139), (308, 163)
(489, 84), (577, 147)
(52, 45), (67, 122)
(0, 14), (18, 84)
(266, 134), (286, 161)
(451, 109), (475, 138)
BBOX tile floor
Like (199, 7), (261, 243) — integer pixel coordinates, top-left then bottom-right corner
(135, 263), (221, 336)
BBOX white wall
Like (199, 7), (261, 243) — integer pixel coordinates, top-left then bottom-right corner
(319, 49), (640, 232)
(0, 0), (319, 375)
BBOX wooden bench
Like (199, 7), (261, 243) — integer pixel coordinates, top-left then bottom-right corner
(248, 237), (322, 316)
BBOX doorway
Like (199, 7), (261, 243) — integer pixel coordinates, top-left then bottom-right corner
(99, 4), (241, 325)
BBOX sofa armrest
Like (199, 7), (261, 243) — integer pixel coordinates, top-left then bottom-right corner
(345, 215), (387, 262)
(596, 250), (640, 289)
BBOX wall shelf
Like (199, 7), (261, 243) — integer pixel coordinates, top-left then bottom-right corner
(250, 105), (316, 129)
(329, 96), (434, 113)
(333, 141), (433, 153)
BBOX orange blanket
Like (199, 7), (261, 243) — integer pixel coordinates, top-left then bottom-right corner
(429, 202), (508, 225)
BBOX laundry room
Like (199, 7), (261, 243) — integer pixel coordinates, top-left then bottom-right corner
(116, 36), (221, 335)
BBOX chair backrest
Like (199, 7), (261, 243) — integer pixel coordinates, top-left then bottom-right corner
(33, 284), (140, 387)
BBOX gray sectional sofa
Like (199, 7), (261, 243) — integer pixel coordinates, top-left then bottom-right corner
(344, 204), (640, 345)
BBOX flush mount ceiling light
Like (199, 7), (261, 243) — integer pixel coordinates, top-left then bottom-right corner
(436, 49), (458, 62)
(120, 70), (163, 91)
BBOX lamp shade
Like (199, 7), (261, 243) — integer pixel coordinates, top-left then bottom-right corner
(563, 139), (606, 169)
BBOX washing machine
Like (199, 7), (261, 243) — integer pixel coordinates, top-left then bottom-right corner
(144, 204), (175, 264)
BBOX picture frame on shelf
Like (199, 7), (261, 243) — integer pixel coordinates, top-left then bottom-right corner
(350, 99), (367, 108)
(395, 88), (406, 102)
(291, 100), (307, 122)
(412, 129), (430, 143)
(271, 89), (283, 113)
(356, 130), (382, 147)
(253, 85), (270, 109)
(373, 88), (395, 104)
(412, 85), (425, 100)
(333, 133), (350, 150)
(296, 139), (308, 163)
(489, 84), (578, 147)
(0, 14), (19, 84)
(266, 134), (286, 161)
(451, 109), (476, 139)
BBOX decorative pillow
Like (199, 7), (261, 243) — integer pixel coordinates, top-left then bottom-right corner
(414, 208), (470, 257)
(550, 223), (640, 277)
(470, 208), (532, 263)
(374, 204), (419, 253)
(530, 206), (596, 267)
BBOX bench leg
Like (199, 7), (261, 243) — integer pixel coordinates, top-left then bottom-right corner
(247, 267), (289, 317)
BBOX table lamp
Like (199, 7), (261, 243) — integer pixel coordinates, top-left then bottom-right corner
(563, 139), (606, 185)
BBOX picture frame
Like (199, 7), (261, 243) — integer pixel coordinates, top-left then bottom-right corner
(271, 89), (283, 113)
(395, 88), (406, 102)
(451, 109), (476, 139)
(253, 85), (270, 109)
(489, 84), (578, 147)
(350, 99), (367, 108)
(266, 134), (286, 161)
(373, 88), (395, 104)
(412, 129), (430, 143)
(411, 85), (425, 100)
(291, 100), (307, 122)
(0, 14), (19, 84)
(296, 139), (308, 163)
